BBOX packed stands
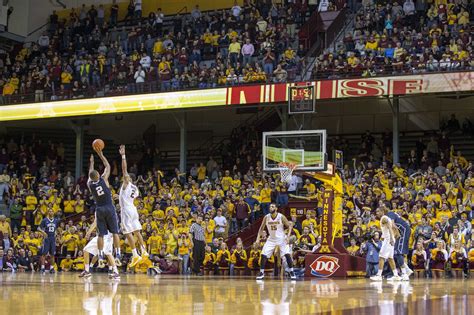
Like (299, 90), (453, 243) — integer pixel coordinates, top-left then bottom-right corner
(312, 1), (474, 78)
(0, 1), (312, 105)
(1, 114), (473, 276)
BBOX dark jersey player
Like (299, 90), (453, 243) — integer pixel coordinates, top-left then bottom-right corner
(88, 149), (121, 279)
(387, 209), (413, 280)
(38, 209), (60, 273)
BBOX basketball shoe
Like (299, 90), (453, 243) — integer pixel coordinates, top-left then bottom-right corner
(130, 255), (142, 268)
(387, 275), (402, 281)
(79, 271), (92, 278)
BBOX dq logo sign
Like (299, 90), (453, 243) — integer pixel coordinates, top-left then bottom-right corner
(310, 256), (340, 277)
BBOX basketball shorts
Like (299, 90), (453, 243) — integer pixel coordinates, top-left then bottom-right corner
(41, 237), (56, 256)
(379, 239), (394, 259)
(84, 234), (113, 256)
(96, 204), (119, 236)
(395, 224), (410, 255)
(121, 206), (142, 234)
(262, 237), (290, 258)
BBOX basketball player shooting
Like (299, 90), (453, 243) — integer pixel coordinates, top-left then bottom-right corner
(256, 203), (297, 280)
(88, 140), (122, 274)
(118, 144), (149, 268)
(370, 208), (401, 281)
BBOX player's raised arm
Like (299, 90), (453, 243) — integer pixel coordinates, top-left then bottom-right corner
(119, 145), (129, 186)
(255, 215), (267, 243)
(89, 154), (94, 174)
(96, 150), (111, 182)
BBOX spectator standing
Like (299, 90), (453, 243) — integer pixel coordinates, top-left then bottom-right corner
(229, 38), (241, 67)
(241, 39), (255, 67)
(235, 197), (250, 230)
(97, 5), (105, 27)
(38, 33), (50, 52)
(263, 48), (275, 76)
(0, 169), (9, 201)
(214, 209), (228, 239)
(155, 8), (164, 36)
(110, 0), (119, 26)
(191, 5), (201, 21)
(0, 215), (11, 236)
(8, 198), (22, 232)
(135, 0), (142, 21)
(231, 1), (242, 20)
(273, 64), (288, 82)
(134, 65), (146, 93)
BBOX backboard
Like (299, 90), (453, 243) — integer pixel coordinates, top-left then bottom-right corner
(262, 130), (327, 171)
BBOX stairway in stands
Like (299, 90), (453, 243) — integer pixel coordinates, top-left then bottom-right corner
(5, 127), (118, 173)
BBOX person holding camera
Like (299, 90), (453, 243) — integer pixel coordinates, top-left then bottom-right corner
(361, 231), (381, 277)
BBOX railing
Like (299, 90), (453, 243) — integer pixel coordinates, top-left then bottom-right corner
(0, 72), (298, 106)
(311, 63), (474, 80)
(3, 65), (473, 107)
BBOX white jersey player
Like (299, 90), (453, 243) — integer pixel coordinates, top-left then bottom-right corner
(371, 208), (401, 281)
(119, 145), (149, 268)
(79, 217), (120, 280)
(119, 180), (141, 234)
(255, 203), (297, 280)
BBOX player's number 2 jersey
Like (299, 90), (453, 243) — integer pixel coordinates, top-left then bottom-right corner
(119, 182), (139, 210)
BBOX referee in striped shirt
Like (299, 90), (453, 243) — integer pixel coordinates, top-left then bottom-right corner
(189, 214), (205, 275)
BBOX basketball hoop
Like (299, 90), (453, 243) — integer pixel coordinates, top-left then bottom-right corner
(278, 162), (297, 183)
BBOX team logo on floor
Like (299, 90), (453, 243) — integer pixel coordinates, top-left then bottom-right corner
(310, 256), (340, 277)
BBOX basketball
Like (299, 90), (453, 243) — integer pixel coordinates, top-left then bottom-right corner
(92, 139), (105, 151)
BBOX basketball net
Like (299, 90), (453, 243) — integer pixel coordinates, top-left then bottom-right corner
(278, 162), (297, 184)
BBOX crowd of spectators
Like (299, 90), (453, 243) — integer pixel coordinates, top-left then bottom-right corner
(1, 116), (474, 277)
(312, 0), (474, 78)
(0, 0), (312, 105)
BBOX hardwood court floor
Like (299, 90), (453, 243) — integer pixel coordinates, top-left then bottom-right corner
(1, 273), (473, 315)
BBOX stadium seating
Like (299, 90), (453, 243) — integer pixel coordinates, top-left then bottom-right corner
(0, 1), (310, 104)
(1, 113), (473, 275)
(312, 1), (474, 79)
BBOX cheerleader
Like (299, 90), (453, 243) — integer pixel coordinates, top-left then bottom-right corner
(430, 240), (448, 279)
(449, 240), (467, 279)
(216, 242), (231, 276)
(411, 241), (427, 279)
(202, 245), (216, 276)
(231, 243), (248, 276)
(468, 246), (474, 275)
(247, 242), (261, 276)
